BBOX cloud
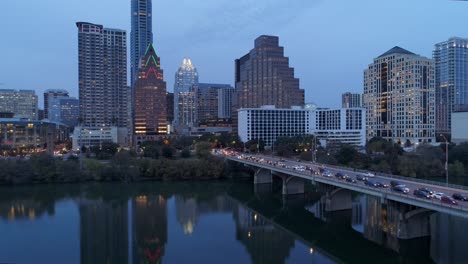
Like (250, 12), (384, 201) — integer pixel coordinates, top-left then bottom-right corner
(172, 0), (321, 41)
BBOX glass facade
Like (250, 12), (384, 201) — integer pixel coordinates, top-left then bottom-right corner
(131, 0), (153, 85)
(60, 98), (80, 127)
(173, 58), (199, 127)
(434, 37), (468, 136)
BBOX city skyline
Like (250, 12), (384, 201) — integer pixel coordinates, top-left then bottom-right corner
(1, 0), (467, 108)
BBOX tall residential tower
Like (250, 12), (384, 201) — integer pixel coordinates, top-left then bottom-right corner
(76, 22), (128, 129)
(131, 0), (153, 85)
(363, 46), (435, 144)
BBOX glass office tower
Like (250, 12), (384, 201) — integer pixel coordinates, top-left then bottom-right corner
(434, 37), (468, 136)
(131, 0), (153, 86)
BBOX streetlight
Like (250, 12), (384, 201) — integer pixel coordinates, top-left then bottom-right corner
(440, 134), (449, 186)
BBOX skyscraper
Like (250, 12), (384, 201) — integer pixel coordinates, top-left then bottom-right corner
(363, 46), (435, 144)
(131, 0), (153, 85)
(133, 43), (167, 135)
(174, 58), (199, 127)
(235, 35), (304, 109)
(0, 89), (38, 120)
(44, 89), (69, 120)
(76, 22), (127, 129)
(434, 37), (468, 137)
(342, 92), (362, 108)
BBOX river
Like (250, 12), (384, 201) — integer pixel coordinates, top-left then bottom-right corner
(0, 181), (467, 264)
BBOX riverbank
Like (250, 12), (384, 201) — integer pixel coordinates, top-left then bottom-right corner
(0, 152), (230, 185)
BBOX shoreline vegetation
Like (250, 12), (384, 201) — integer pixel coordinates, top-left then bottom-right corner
(0, 151), (229, 186)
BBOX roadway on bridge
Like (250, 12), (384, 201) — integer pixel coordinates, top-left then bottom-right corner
(218, 151), (468, 217)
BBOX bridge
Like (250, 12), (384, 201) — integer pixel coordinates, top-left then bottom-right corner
(218, 151), (468, 220)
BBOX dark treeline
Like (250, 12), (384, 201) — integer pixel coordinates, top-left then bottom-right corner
(273, 136), (468, 186)
(0, 141), (226, 185)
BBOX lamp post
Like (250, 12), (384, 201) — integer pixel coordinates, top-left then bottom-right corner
(312, 134), (317, 163)
(440, 134), (449, 186)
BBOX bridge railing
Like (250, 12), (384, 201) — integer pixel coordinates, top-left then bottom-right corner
(226, 156), (468, 213)
(312, 162), (468, 191)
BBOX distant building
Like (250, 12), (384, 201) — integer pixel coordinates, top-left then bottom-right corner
(174, 58), (198, 128)
(363, 46), (435, 144)
(434, 37), (468, 137)
(238, 105), (366, 147)
(451, 112), (468, 144)
(342, 92), (362, 108)
(194, 83), (234, 123)
(60, 98), (80, 127)
(131, 0), (153, 85)
(44, 89), (69, 120)
(235, 35), (304, 109)
(37, 110), (45, 121)
(0, 89), (38, 120)
(166, 92), (174, 123)
(0, 117), (69, 150)
(133, 43), (167, 136)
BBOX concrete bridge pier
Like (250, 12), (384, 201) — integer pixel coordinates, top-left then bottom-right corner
(277, 174), (304, 195)
(396, 207), (432, 239)
(254, 168), (272, 184)
(325, 188), (353, 212)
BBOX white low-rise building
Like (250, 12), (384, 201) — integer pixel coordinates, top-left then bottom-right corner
(72, 126), (124, 151)
(238, 105), (366, 147)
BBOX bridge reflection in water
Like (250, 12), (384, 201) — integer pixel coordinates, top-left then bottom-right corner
(1, 183), (468, 264)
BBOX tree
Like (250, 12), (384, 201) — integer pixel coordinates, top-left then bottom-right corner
(141, 141), (160, 159)
(195, 142), (212, 159)
(335, 144), (358, 165)
(161, 146), (174, 159)
(181, 148), (191, 158)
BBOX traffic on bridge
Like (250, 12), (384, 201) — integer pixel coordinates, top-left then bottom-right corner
(216, 149), (468, 218)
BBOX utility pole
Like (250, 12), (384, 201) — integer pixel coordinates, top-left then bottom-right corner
(440, 134), (449, 186)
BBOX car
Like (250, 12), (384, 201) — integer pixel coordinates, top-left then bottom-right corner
(452, 193), (468, 201)
(390, 180), (404, 187)
(364, 172), (375, 178)
(413, 189), (431, 199)
(322, 171), (333, 177)
(392, 185), (410, 194)
(441, 196), (459, 206)
(432, 192), (445, 200)
(356, 175), (368, 181)
(365, 180), (379, 187)
(417, 187), (434, 195)
(375, 182), (390, 188)
(346, 177), (357, 184)
(335, 173), (348, 180)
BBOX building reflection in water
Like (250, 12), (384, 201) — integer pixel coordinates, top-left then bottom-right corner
(430, 213), (468, 264)
(132, 195), (167, 264)
(0, 199), (53, 221)
(78, 198), (128, 264)
(232, 203), (295, 264)
(175, 195), (233, 235)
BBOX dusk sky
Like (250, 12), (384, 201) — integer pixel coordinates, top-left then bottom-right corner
(1, 0), (467, 108)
